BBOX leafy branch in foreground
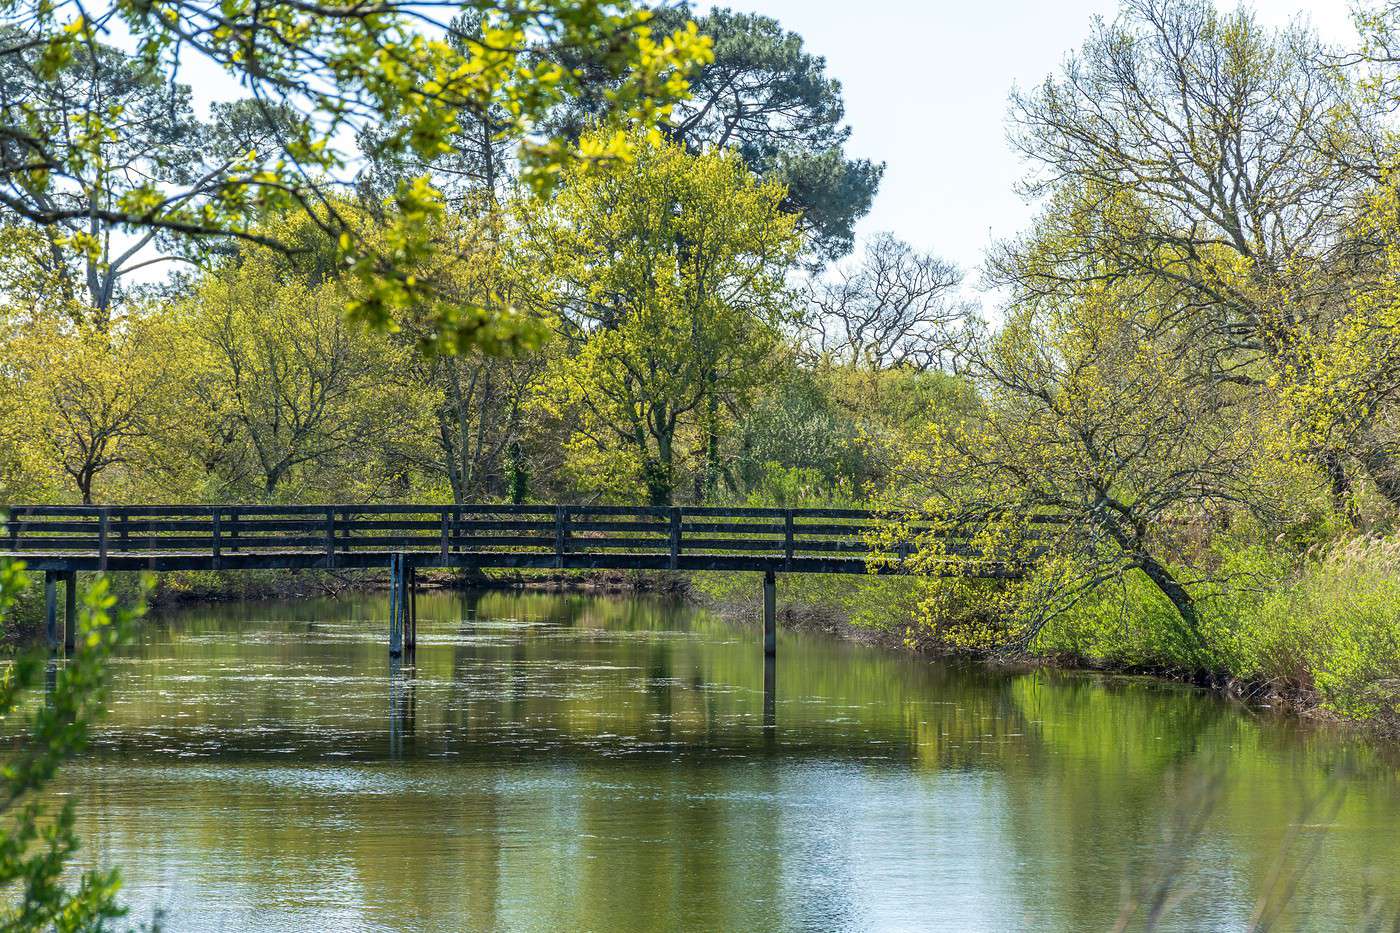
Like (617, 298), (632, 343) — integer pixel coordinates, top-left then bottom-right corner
(1, 0), (713, 348)
(0, 561), (145, 930)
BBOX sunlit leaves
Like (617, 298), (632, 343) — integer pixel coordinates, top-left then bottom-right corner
(3, 0), (713, 350)
(523, 129), (800, 503)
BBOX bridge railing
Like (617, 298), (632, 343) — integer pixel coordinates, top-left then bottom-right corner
(0, 504), (926, 561)
(0, 504), (1057, 573)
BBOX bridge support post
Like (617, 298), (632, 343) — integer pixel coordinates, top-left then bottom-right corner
(387, 553), (417, 658)
(763, 569), (776, 658)
(763, 654), (776, 731)
(63, 571), (77, 653)
(44, 572), (57, 651)
(388, 554), (404, 658)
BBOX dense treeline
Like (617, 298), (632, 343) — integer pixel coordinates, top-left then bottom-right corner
(0, 5), (929, 511)
(7, 0), (1400, 730)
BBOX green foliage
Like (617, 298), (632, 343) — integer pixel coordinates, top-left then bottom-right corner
(552, 5), (881, 262)
(651, 6), (882, 262)
(2, 311), (178, 504)
(4, 0), (712, 348)
(171, 210), (431, 501)
(0, 562), (143, 929)
(528, 129), (801, 504)
(1242, 538), (1400, 722)
(889, 229), (1270, 655)
(735, 372), (865, 497)
(1024, 535), (1400, 724)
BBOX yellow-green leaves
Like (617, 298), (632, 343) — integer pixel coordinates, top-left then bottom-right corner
(523, 129), (799, 503)
(8, 0), (712, 353)
(0, 561), (143, 930)
(1, 309), (178, 503)
(1267, 170), (1400, 470)
(894, 209), (1270, 650)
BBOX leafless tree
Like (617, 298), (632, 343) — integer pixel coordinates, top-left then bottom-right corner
(996, 0), (1396, 510)
(801, 233), (971, 372)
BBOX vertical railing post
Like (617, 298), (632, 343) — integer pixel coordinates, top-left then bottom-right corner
(762, 569), (777, 658)
(324, 507), (336, 566)
(669, 506), (681, 570)
(211, 508), (222, 568)
(554, 505), (569, 570)
(783, 510), (795, 571)
(227, 510), (238, 553)
(439, 509), (450, 562)
(97, 507), (109, 571)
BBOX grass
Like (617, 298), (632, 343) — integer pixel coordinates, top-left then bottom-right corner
(1031, 536), (1400, 726)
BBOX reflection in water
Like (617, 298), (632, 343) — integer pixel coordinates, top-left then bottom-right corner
(763, 653), (776, 731)
(53, 590), (1400, 932)
(387, 656), (416, 760)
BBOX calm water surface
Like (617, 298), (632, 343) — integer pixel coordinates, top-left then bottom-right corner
(51, 590), (1400, 931)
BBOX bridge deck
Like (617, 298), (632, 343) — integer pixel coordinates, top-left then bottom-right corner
(0, 503), (1017, 577)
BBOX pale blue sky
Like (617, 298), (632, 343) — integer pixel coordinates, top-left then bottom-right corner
(705, 0), (1359, 278)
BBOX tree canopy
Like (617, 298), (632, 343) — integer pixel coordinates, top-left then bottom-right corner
(549, 4), (882, 262)
(527, 129), (800, 505)
(2, 0), (712, 347)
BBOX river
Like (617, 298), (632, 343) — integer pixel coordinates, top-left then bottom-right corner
(49, 589), (1400, 931)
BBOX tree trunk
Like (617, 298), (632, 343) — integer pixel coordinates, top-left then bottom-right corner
(1319, 449), (1358, 524)
(1357, 440), (1400, 513)
(704, 393), (720, 503)
(1095, 506), (1206, 659)
(1133, 550), (1206, 656)
(506, 439), (527, 504)
(643, 427), (676, 506)
(643, 460), (672, 506)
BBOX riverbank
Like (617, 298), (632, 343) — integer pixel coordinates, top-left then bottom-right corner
(685, 567), (1400, 742)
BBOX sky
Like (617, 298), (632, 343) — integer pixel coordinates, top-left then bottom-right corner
(703, 0), (1360, 282)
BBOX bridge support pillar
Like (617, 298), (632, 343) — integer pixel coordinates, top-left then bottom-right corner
(763, 569), (776, 658)
(63, 571), (76, 653)
(388, 554), (417, 658)
(763, 654), (776, 731)
(44, 572), (57, 651)
(388, 554), (404, 658)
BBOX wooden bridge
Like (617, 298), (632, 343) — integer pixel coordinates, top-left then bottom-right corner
(1, 503), (1017, 658)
